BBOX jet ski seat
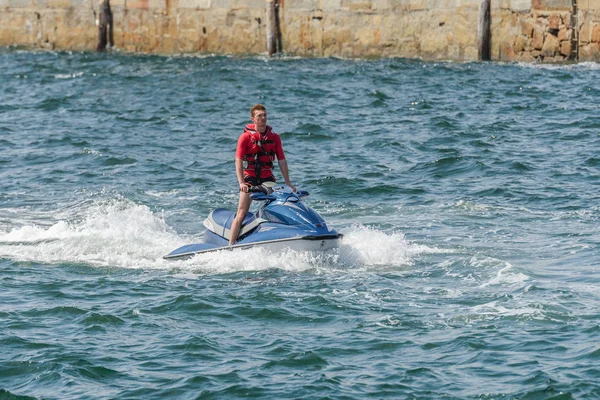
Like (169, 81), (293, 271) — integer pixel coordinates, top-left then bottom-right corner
(205, 209), (267, 238)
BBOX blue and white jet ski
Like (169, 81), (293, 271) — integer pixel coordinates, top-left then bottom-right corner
(164, 183), (343, 260)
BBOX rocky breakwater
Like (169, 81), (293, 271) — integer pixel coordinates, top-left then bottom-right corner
(494, 0), (600, 62)
(1, 0), (600, 62)
(0, 0), (483, 60)
(0, 0), (97, 51)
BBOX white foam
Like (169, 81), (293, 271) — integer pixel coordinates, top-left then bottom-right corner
(165, 224), (430, 274)
(0, 197), (186, 269)
(144, 189), (181, 198)
(176, 246), (340, 274)
(54, 72), (84, 79)
(514, 61), (600, 71)
(0, 199), (444, 273)
(477, 261), (530, 288)
(336, 225), (447, 268)
(168, 224), (449, 273)
(470, 300), (543, 318)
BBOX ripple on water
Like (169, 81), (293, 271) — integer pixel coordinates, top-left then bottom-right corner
(2, 52), (600, 399)
(102, 156), (137, 166)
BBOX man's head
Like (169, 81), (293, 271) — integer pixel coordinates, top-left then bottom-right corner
(250, 104), (268, 133)
(250, 104), (266, 118)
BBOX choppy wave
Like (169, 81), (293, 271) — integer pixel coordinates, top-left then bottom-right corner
(2, 51), (600, 399)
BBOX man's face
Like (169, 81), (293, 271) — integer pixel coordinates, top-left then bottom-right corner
(252, 110), (267, 132)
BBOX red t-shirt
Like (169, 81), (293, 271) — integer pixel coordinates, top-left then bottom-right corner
(235, 124), (286, 178)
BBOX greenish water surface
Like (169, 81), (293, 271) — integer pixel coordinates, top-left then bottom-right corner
(1, 50), (599, 399)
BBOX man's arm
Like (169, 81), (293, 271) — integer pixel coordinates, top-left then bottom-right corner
(236, 158), (247, 192)
(278, 159), (296, 192)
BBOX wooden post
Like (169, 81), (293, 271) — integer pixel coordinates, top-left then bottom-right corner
(478, 0), (491, 61)
(97, 0), (113, 52)
(569, 0), (579, 61)
(274, 0), (282, 53)
(266, 0), (276, 56)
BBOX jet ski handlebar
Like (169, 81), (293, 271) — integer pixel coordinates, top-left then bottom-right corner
(248, 185), (272, 194)
(247, 185), (309, 201)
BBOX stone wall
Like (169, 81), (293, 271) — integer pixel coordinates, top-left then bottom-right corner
(492, 0), (600, 62)
(1, 0), (599, 61)
(578, 0), (600, 60)
(0, 0), (97, 50)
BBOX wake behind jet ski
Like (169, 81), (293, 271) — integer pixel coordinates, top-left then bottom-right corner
(164, 183), (343, 260)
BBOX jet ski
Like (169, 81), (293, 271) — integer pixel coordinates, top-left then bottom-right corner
(164, 183), (343, 260)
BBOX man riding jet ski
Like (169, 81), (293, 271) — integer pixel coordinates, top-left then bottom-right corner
(163, 183), (343, 260)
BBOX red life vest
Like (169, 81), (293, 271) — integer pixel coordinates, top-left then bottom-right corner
(242, 124), (277, 178)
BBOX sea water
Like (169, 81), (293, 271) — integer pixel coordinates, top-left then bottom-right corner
(1, 50), (599, 399)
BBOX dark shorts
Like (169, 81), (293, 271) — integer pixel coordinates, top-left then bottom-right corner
(243, 174), (275, 187)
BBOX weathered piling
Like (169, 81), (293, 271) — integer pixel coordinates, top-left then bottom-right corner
(478, 0), (491, 61)
(275, 0), (282, 54)
(569, 0), (579, 61)
(96, 0), (113, 52)
(266, 0), (277, 56)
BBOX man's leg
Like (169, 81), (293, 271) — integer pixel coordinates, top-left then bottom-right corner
(229, 192), (252, 245)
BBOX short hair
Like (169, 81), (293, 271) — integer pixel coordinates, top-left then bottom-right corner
(250, 104), (266, 117)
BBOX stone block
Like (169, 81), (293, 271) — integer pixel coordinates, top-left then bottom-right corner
(321, 0), (341, 10)
(590, 43), (600, 59)
(518, 51), (536, 61)
(128, 0), (149, 8)
(211, 0), (230, 7)
(548, 13), (559, 29)
(521, 19), (534, 37)
(532, 0), (569, 9)
(463, 45), (477, 60)
(513, 33), (527, 51)
(178, 0), (211, 8)
(509, 0), (532, 12)
(286, 0), (318, 9)
(593, 25), (600, 43)
(425, 0), (457, 10)
(541, 32), (559, 56)
(501, 40), (517, 59)
(543, 55), (565, 62)
(247, 0), (265, 8)
(149, 0), (167, 8)
(48, 0), (73, 5)
(447, 43), (460, 58)
(579, 22), (591, 43)
(371, 0), (390, 10)
(421, 29), (449, 54)
(532, 25), (544, 48)
(7, 0), (32, 7)
(340, 0), (370, 10)
(453, 21), (475, 45)
(397, 0), (425, 11)
(371, 0), (390, 8)
(559, 39), (570, 55)
(348, 1), (371, 9)
(557, 27), (570, 40)
(578, 0), (600, 10)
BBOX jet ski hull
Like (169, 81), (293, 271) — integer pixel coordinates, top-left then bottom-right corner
(163, 233), (343, 260)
